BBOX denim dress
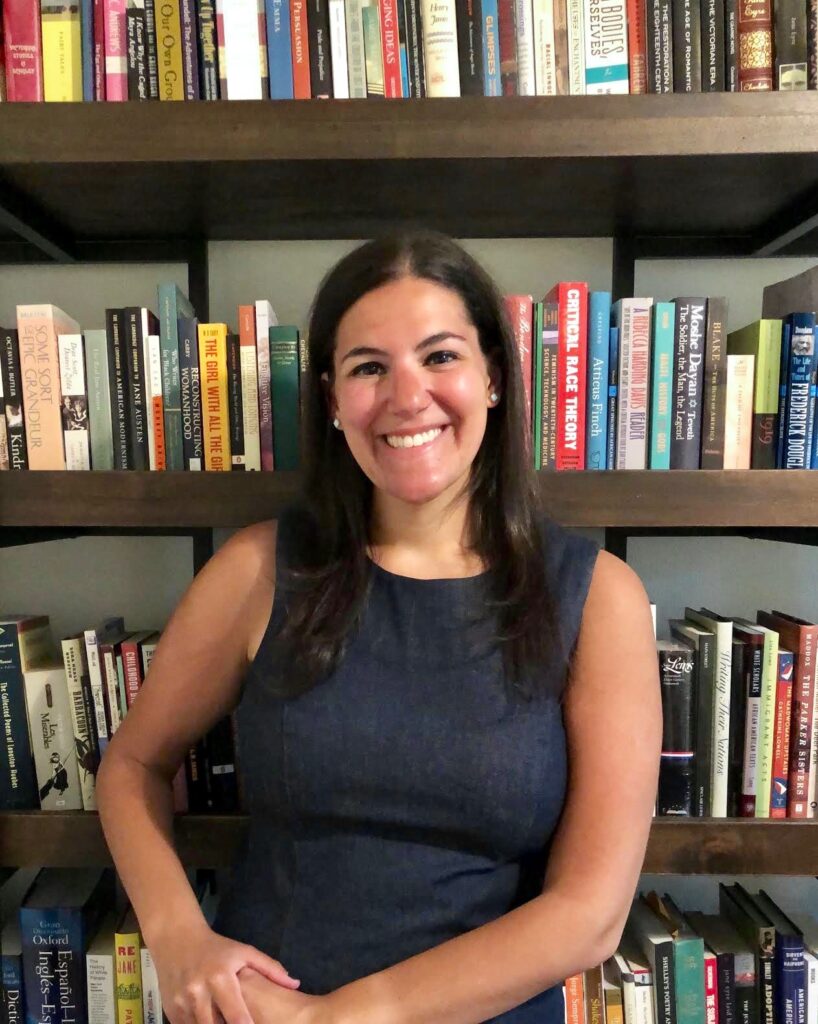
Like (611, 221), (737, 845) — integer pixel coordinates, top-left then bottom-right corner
(214, 506), (599, 1022)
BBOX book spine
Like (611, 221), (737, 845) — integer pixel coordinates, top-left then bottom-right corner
(146, 333), (166, 470)
(204, 715), (239, 812)
(775, 0), (807, 86)
(0, 623), (42, 809)
(540, 303), (559, 471)
(504, 295), (534, 439)
(723, 353), (753, 469)
(157, 0), (185, 97)
(514, 0), (535, 91)
(328, 0), (350, 94)
(2, 328), (29, 470)
(306, 0), (333, 95)
(290, 0), (312, 95)
(724, 0), (738, 85)
(699, 297), (727, 468)
(101, 644), (123, 734)
(269, 326), (301, 471)
(770, 648), (794, 818)
(41, 0), (83, 101)
(649, 301), (675, 470)
(458, 0), (485, 92)
(219, 0), (264, 97)
(255, 304), (275, 471)
(658, 647), (695, 815)
(93, 0), (106, 95)
(378, 0), (401, 93)
(531, 0), (555, 92)
(555, 283), (587, 471)
(784, 314), (816, 469)
(25, 666), (83, 810)
(583, 0), (628, 92)
(362, 2), (384, 92)
(674, 938), (706, 1024)
(404, 0), (426, 93)
(532, 302), (543, 470)
(140, 948), (162, 1024)
(5, 0), (44, 100)
(83, 629), (111, 757)
(421, 0), (460, 91)
(700, 0), (725, 88)
(57, 333), (91, 471)
(704, 955), (719, 1024)
(754, 628), (779, 818)
(124, 308), (149, 470)
(0, 371), (8, 470)
(777, 321), (791, 467)
(60, 636), (99, 811)
(126, 3), (148, 99)
(21, 908), (88, 1024)
(104, 0), (128, 98)
(566, 0), (584, 90)
(672, 0), (701, 88)
(585, 291), (611, 470)
(497, 0), (518, 90)
(157, 285), (184, 470)
(739, 640), (763, 817)
(670, 298), (707, 469)
(143, 0), (158, 97)
(226, 331), (245, 470)
(106, 309), (131, 469)
(177, 0), (198, 97)
(18, 306), (69, 470)
(197, 324), (231, 472)
(396, 0), (409, 91)
(607, 325), (619, 469)
(615, 299), (652, 470)
(552, 0), (569, 90)
(115, 928), (144, 1024)
(238, 306), (261, 471)
(809, 0), (818, 87)
(87, 952), (116, 1024)
(738, 0), (772, 87)
(344, 0), (366, 94)
(178, 316), (202, 470)
(81, 0), (95, 98)
(627, 0), (647, 90)
(120, 639), (143, 709)
(197, 0), (219, 97)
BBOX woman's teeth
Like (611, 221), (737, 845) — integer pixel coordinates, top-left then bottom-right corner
(384, 427), (444, 449)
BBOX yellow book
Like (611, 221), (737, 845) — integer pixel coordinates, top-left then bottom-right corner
(41, 2), (82, 101)
(197, 323), (232, 472)
(115, 907), (144, 1024)
(156, 0), (184, 100)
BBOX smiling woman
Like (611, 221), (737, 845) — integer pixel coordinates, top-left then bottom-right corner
(96, 231), (661, 1024)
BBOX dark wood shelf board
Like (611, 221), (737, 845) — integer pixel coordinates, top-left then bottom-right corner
(3, 96), (818, 244)
(1, 470), (816, 530)
(0, 813), (814, 872)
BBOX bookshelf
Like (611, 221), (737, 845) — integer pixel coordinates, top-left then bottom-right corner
(2, 96), (818, 875)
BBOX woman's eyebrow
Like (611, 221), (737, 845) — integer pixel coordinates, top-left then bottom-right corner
(340, 332), (467, 364)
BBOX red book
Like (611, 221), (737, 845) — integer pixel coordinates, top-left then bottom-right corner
(769, 648), (794, 819)
(738, 0), (773, 89)
(120, 631), (154, 710)
(543, 282), (588, 471)
(757, 610), (818, 818)
(703, 952), (719, 1024)
(627, 0), (647, 92)
(497, 0), (517, 94)
(94, 0), (106, 99)
(104, 0), (127, 101)
(290, 0), (312, 98)
(503, 295), (533, 446)
(378, 0), (402, 95)
(0, 12), (7, 99)
(3, 0), (43, 101)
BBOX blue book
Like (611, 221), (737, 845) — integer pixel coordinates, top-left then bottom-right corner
(771, 649), (794, 814)
(585, 292), (611, 470)
(265, 0), (294, 98)
(80, 0), (94, 101)
(777, 321), (791, 468)
(20, 869), (113, 1024)
(650, 302), (676, 470)
(753, 890), (806, 1024)
(812, 326), (818, 469)
(607, 326), (619, 469)
(482, 0), (501, 95)
(157, 284), (196, 471)
(783, 313), (817, 469)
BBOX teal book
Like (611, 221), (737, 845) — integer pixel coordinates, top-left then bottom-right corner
(533, 301), (543, 471)
(646, 892), (706, 1024)
(269, 325), (301, 471)
(585, 291), (611, 470)
(157, 283), (196, 471)
(649, 302), (675, 470)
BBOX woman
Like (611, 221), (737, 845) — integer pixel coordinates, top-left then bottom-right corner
(97, 231), (661, 1024)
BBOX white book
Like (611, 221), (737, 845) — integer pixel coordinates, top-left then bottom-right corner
(143, 333), (156, 470)
(329, 0), (351, 97)
(84, 329), (114, 471)
(221, 0), (265, 98)
(736, 618), (778, 819)
(58, 333), (91, 471)
(141, 947), (163, 1024)
(345, 0), (368, 95)
(240, 329), (262, 473)
(82, 620), (122, 758)
(806, 950), (818, 1024)
(59, 636), (97, 812)
(255, 300), (279, 471)
(686, 608), (732, 818)
(515, 0), (536, 92)
(566, 0), (585, 93)
(613, 298), (653, 469)
(420, 0), (460, 95)
(144, 333), (164, 470)
(533, 0), (557, 93)
(23, 663), (83, 811)
(723, 353), (754, 469)
(583, 0), (629, 93)
(87, 910), (118, 1024)
(610, 950), (637, 1024)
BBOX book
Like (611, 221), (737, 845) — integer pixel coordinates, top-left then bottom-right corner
(86, 909), (119, 1024)
(24, 663), (83, 811)
(700, 0), (724, 89)
(421, 0), (460, 93)
(115, 906), (144, 1024)
(269, 325), (301, 471)
(737, 0), (772, 88)
(656, 640), (695, 816)
(607, 325), (619, 469)
(752, 891), (806, 1024)
(41, 0), (83, 99)
(649, 302), (675, 470)
(669, 619), (715, 817)
(699, 297), (727, 467)
(3, 0), (44, 99)
(646, 892), (706, 1024)
(106, 308), (133, 470)
(84, 329), (114, 471)
(685, 912), (756, 1024)
(57, 333), (90, 470)
(769, 647), (794, 818)
(718, 883), (774, 1024)
(1, 328), (28, 470)
(629, 897), (678, 1024)
(782, 314), (817, 469)
(82, 617), (124, 759)
(197, 323), (232, 472)
(672, 0), (701, 89)
(775, 0), (808, 87)
(583, 0), (628, 92)
(736, 617), (778, 819)
(144, 332), (165, 471)
(179, 0), (199, 98)
(197, 0), (219, 97)
(178, 314), (203, 471)
(104, 0), (128, 99)
(1, 869), (40, 1024)
(306, 0), (332, 96)
(59, 634), (99, 811)
(585, 291), (611, 471)
(670, 298), (707, 469)
(328, 0), (349, 95)
(723, 353), (754, 469)
(613, 297), (653, 470)
(544, 282), (588, 471)
(725, 320), (782, 469)
(123, 306), (159, 470)
(157, 283), (196, 471)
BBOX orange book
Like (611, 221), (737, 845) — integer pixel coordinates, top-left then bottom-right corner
(197, 323), (232, 472)
(238, 305), (261, 471)
(290, 0), (311, 97)
(16, 304), (80, 470)
(565, 973), (586, 1024)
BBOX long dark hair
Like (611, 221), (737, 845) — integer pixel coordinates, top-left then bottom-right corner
(273, 230), (563, 701)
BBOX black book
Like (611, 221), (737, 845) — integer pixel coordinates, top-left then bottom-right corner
(144, 0), (159, 98)
(123, 307), (159, 470)
(809, 0), (818, 89)
(670, 297), (707, 468)
(700, 297), (728, 468)
(725, 0), (738, 88)
(180, 0), (201, 99)
(178, 314), (203, 471)
(669, 619), (715, 816)
(126, 2), (148, 100)
(629, 897), (678, 1024)
(185, 739), (211, 813)
(197, 0), (220, 99)
(457, 0), (484, 94)
(395, 0), (410, 93)
(646, 0), (673, 90)
(307, 0), (333, 97)
(226, 331), (245, 471)
(1, 328), (27, 470)
(204, 716), (239, 812)
(775, 0), (808, 88)
(673, 0), (702, 90)
(753, 891), (806, 1024)
(700, 0), (725, 90)
(106, 308), (133, 470)
(718, 884), (775, 1024)
(686, 911), (757, 1024)
(402, 0), (426, 95)
(656, 640), (695, 816)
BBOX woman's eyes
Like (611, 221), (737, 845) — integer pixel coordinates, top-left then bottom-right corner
(349, 351), (459, 376)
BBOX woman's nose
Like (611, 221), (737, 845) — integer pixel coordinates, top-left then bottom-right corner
(386, 363), (429, 415)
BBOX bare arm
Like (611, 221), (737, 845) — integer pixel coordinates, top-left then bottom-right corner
(321, 550), (662, 1024)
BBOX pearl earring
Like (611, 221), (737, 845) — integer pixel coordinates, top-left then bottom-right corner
(490, 392), (499, 404)
(333, 417), (342, 429)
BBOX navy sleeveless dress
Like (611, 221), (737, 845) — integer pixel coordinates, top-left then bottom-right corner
(215, 507), (599, 1022)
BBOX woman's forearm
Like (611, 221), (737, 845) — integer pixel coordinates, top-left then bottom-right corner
(96, 753), (209, 950)
(325, 888), (619, 1024)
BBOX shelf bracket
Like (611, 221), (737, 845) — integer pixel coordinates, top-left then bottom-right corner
(753, 185), (818, 257)
(0, 175), (77, 263)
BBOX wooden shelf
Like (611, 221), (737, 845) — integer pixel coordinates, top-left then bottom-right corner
(3, 95), (818, 246)
(1, 470), (817, 530)
(0, 813), (813, 873)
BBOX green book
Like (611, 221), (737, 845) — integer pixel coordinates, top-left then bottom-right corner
(157, 283), (195, 471)
(533, 301), (543, 471)
(269, 325), (301, 471)
(725, 319), (782, 469)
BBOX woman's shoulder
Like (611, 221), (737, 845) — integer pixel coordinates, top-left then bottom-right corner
(218, 519), (279, 584)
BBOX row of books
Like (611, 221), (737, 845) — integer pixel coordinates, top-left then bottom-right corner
(0, 867), (219, 1024)
(655, 606), (818, 820)
(519, 286), (818, 471)
(566, 886), (818, 1024)
(0, 0), (811, 106)
(0, 295), (303, 472)
(0, 614), (238, 813)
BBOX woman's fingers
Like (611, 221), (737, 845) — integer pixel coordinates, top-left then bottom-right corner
(211, 971), (256, 1024)
(242, 947), (301, 988)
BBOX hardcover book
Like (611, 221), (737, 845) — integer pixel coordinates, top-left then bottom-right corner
(670, 297), (707, 469)
(726, 319), (782, 469)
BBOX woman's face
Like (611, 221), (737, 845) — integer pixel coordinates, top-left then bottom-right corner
(328, 275), (500, 507)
